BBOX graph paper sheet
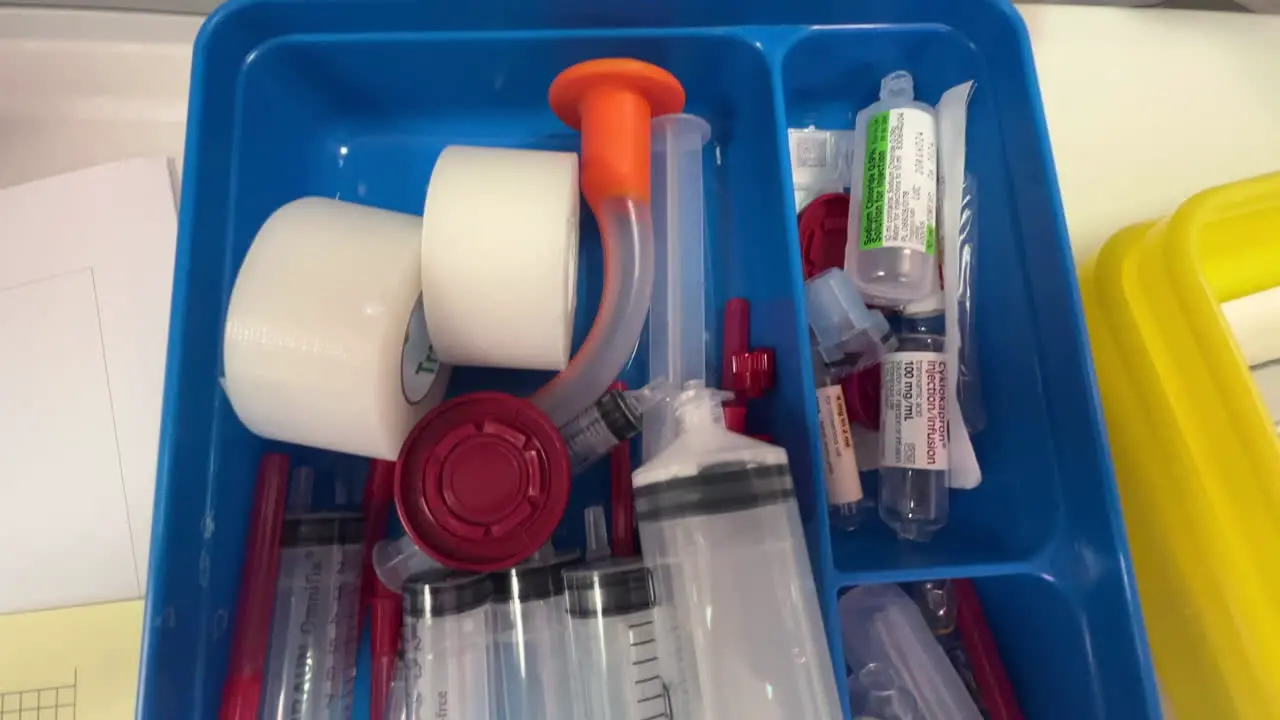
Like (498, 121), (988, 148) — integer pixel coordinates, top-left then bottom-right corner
(0, 600), (142, 719)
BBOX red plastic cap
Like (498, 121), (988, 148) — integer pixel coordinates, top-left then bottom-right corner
(798, 193), (851, 280)
(395, 392), (571, 573)
(723, 403), (748, 434)
(722, 297), (750, 382)
(727, 348), (776, 399)
(841, 365), (882, 430)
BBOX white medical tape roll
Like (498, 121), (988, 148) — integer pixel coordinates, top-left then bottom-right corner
(420, 145), (580, 371)
(223, 197), (451, 460)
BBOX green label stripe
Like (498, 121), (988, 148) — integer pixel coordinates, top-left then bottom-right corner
(925, 224), (936, 255)
(859, 111), (891, 250)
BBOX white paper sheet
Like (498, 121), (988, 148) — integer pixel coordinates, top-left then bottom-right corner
(0, 157), (176, 614)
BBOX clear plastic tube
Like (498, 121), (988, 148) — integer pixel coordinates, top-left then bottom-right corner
(372, 535), (442, 594)
(879, 333), (949, 541)
(860, 663), (923, 720)
(583, 504), (611, 561)
(561, 379), (675, 474)
(533, 197), (654, 427)
(645, 114), (711, 461)
(840, 585), (981, 720)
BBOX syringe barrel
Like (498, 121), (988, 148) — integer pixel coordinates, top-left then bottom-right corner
(260, 513), (364, 720)
(562, 388), (643, 473)
(490, 561), (576, 720)
(400, 571), (493, 720)
(645, 114), (711, 461)
(634, 462), (842, 720)
(564, 559), (668, 720)
(563, 381), (676, 474)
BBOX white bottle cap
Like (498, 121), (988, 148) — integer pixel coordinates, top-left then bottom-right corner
(807, 268), (893, 370)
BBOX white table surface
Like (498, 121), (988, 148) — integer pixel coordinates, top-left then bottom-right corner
(1023, 4), (1280, 257)
(0, 8), (195, 190)
(2, 4), (1279, 259)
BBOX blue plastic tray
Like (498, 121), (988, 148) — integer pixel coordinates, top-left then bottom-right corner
(141, 1), (1162, 717)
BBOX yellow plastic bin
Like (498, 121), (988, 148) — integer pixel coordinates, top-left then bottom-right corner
(1081, 172), (1280, 719)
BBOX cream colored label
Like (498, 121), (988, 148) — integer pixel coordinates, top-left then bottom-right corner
(817, 384), (863, 504)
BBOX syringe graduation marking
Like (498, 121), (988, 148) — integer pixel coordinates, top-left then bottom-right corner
(628, 617), (670, 718)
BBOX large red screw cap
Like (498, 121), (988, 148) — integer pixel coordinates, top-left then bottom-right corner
(395, 392), (571, 572)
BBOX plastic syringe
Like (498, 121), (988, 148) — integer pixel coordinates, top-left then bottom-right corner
(399, 570), (495, 720)
(259, 513), (364, 720)
(560, 379), (674, 474)
(632, 384), (843, 719)
(644, 113), (712, 461)
(491, 550), (579, 719)
(565, 507), (668, 720)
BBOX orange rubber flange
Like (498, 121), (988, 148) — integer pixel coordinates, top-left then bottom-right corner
(549, 59), (685, 210)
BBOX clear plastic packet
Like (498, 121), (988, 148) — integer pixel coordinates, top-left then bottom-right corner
(936, 81), (981, 491)
(956, 172), (986, 435)
(898, 172), (984, 435)
(788, 127), (855, 212)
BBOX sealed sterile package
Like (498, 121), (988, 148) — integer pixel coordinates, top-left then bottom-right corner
(899, 173), (985, 436)
(956, 173), (986, 435)
(840, 585), (983, 720)
(788, 128), (855, 213)
(936, 81), (980, 490)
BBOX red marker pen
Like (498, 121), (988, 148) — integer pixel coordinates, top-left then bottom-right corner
(723, 298), (750, 434)
(363, 460), (399, 720)
(220, 453), (290, 720)
(955, 579), (1024, 720)
(369, 580), (402, 720)
(360, 460), (396, 612)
